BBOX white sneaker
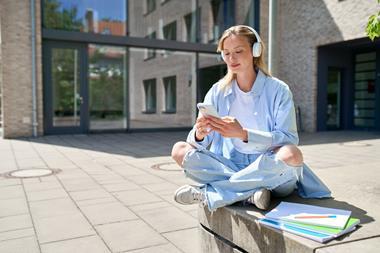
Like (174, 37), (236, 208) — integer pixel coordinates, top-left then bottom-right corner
(247, 188), (271, 210)
(174, 185), (205, 205)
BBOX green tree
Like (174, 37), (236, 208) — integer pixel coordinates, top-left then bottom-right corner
(44, 0), (82, 31)
(366, 0), (380, 41)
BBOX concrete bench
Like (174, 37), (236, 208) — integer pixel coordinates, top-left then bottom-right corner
(198, 194), (380, 253)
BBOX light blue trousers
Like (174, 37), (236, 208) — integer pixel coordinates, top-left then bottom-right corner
(182, 147), (301, 211)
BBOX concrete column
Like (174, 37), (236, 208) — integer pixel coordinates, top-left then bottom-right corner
(268, 0), (278, 76)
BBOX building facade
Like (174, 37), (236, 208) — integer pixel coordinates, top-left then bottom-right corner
(0, 0), (379, 138)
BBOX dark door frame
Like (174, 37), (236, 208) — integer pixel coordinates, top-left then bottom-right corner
(43, 41), (89, 134)
(317, 38), (380, 131)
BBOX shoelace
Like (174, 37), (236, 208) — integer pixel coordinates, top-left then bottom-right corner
(191, 190), (204, 201)
(191, 188), (206, 206)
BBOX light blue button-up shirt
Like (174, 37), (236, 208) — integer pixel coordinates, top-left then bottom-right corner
(187, 70), (331, 199)
(188, 70), (298, 158)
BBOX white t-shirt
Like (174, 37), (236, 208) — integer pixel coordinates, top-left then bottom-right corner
(229, 80), (258, 154)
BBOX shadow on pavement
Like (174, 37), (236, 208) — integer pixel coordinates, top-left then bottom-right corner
(17, 130), (380, 158)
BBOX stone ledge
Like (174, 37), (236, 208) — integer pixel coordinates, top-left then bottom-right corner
(198, 198), (378, 253)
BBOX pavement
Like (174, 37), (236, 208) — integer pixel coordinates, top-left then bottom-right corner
(0, 130), (379, 253)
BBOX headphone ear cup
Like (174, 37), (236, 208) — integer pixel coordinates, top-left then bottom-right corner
(220, 51), (225, 61)
(252, 42), (262, 57)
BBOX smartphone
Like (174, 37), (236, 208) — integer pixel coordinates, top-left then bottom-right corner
(197, 103), (220, 118)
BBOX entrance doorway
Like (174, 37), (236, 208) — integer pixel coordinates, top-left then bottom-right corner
(43, 42), (128, 134)
(318, 39), (380, 131)
(43, 42), (88, 134)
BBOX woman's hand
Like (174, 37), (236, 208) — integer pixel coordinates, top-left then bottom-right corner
(194, 115), (212, 141)
(208, 116), (248, 141)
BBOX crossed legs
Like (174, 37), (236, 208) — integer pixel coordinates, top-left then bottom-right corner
(171, 141), (304, 168)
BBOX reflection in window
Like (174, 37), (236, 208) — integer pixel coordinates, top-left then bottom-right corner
(143, 79), (157, 113)
(146, 0), (156, 14)
(236, 0), (257, 27)
(353, 52), (376, 128)
(210, 0), (222, 43)
(88, 45), (127, 130)
(198, 0), (234, 43)
(128, 0), (196, 42)
(43, 0), (127, 36)
(163, 21), (177, 40)
(198, 53), (226, 101)
(163, 76), (176, 113)
(129, 48), (196, 129)
(51, 48), (81, 127)
(184, 11), (197, 42)
(326, 69), (341, 129)
(145, 32), (156, 60)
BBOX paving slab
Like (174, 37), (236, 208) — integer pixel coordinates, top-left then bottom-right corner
(29, 198), (79, 219)
(0, 236), (40, 253)
(0, 185), (25, 200)
(0, 214), (33, 233)
(101, 181), (140, 192)
(0, 228), (35, 242)
(95, 220), (168, 252)
(135, 206), (197, 233)
(69, 188), (113, 201)
(163, 227), (201, 253)
(0, 198), (28, 217)
(113, 188), (162, 206)
(123, 243), (182, 253)
(40, 235), (111, 253)
(78, 202), (138, 225)
(76, 197), (116, 207)
(34, 213), (95, 243)
(26, 188), (68, 202)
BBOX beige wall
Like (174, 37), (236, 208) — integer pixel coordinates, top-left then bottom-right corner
(273, 0), (377, 132)
(0, 0), (43, 138)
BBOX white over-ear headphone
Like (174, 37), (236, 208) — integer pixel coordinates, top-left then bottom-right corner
(220, 25), (262, 61)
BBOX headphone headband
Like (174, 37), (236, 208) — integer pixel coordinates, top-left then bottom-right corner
(220, 25), (262, 60)
(240, 25), (262, 43)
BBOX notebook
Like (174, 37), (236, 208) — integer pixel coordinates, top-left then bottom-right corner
(265, 202), (351, 229)
(258, 217), (358, 243)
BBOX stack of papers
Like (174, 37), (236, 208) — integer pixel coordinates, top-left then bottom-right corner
(258, 202), (360, 243)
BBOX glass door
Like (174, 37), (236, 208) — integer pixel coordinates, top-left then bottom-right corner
(44, 42), (88, 134)
(326, 68), (342, 129)
(353, 51), (376, 129)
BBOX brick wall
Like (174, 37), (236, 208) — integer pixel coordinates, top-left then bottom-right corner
(274, 0), (377, 132)
(0, 0), (43, 138)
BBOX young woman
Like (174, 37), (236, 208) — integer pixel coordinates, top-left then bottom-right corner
(171, 25), (331, 211)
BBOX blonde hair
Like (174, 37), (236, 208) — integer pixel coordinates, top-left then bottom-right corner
(217, 25), (271, 90)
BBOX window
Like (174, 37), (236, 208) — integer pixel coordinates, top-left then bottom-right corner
(326, 68), (342, 129)
(88, 45), (127, 130)
(43, 0), (127, 36)
(200, 0), (234, 43)
(184, 11), (197, 42)
(144, 32), (156, 60)
(128, 0), (196, 41)
(163, 21), (177, 40)
(146, 0), (156, 14)
(353, 52), (376, 128)
(143, 79), (157, 113)
(163, 76), (176, 113)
